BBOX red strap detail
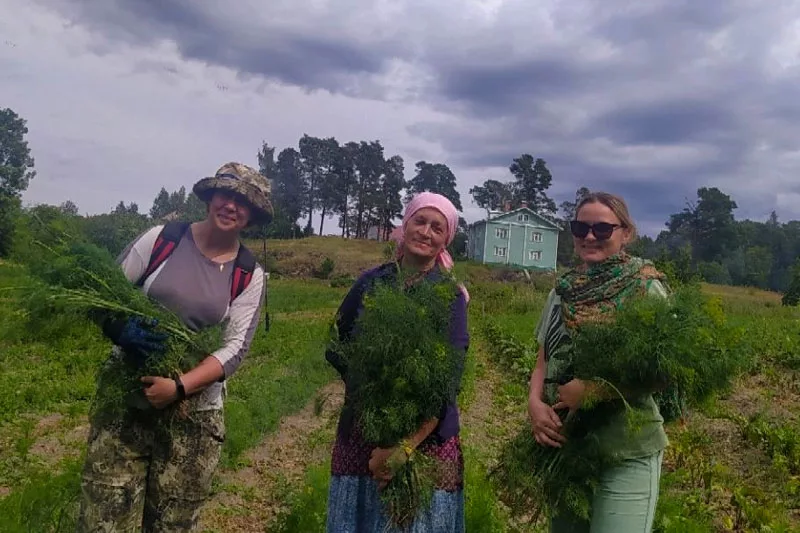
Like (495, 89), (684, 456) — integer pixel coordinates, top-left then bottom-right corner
(231, 268), (242, 302)
(145, 241), (175, 279)
(230, 269), (254, 303)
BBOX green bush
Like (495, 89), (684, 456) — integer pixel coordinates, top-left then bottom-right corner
(697, 261), (732, 286)
(329, 274), (355, 288)
(313, 257), (335, 279)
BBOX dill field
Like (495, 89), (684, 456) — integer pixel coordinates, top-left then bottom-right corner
(1, 236), (799, 532)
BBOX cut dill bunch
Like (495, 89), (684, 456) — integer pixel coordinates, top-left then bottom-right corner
(330, 273), (463, 528)
(10, 216), (226, 422)
(492, 284), (747, 522)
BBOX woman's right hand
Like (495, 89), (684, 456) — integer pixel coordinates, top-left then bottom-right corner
(528, 397), (566, 448)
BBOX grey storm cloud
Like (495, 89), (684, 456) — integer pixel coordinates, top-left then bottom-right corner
(30, 0), (800, 232)
(40, 0), (395, 92)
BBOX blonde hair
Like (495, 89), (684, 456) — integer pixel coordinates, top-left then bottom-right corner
(575, 191), (638, 242)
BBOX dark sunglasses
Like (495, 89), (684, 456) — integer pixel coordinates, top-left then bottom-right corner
(569, 220), (623, 241)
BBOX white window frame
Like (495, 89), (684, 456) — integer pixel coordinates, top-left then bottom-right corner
(529, 250), (542, 261)
(531, 231), (543, 243)
(495, 227), (508, 239)
(517, 214), (530, 222)
(494, 246), (507, 257)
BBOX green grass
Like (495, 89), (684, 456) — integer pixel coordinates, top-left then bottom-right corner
(0, 262), (109, 424)
(272, 462), (332, 532)
(4, 245), (800, 533)
(0, 457), (83, 533)
(268, 279), (348, 314)
(222, 316), (337, 466)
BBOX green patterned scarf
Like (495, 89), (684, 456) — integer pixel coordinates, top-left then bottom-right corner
(555, 252), (667, 332)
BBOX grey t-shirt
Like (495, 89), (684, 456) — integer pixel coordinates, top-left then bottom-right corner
(116, 224), (265, 410)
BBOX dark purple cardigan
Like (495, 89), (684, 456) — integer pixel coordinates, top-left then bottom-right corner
(325, 262), (470, 442)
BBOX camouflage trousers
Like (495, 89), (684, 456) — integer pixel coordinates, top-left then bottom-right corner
(76, 404), (225, 533)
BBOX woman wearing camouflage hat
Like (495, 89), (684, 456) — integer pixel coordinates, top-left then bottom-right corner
(77, 162), (272, 532)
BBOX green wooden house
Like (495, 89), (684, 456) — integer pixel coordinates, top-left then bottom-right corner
(467, 205), (561, 270)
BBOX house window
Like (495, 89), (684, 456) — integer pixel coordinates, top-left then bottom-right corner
(494, 246), (507, 257)
(517, 214), (530, 222)
(531, 232), (542, 243)
(529, 250), (542, 261)
(495, 227), (508, 239)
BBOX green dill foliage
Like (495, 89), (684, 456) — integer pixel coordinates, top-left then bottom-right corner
(10, 215), (224, 421)
(341, 276), (459, 447)
(493, 283), (747, 523)
(570, 284), (746, 408)
(330, 270), (461, 528)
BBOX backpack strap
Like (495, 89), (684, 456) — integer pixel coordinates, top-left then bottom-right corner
(231, 244), (269, 331)
(135, 221), (190, 288)
(231, 245), (256, 303)
(231, 243), (269, 332)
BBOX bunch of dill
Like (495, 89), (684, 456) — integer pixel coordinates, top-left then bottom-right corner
(493, 284), (746, 523)
(331, 274), (462, 529)
(10, 216), (224, 421)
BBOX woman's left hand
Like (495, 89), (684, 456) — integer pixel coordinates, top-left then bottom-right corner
(369, 447), (408, 489)
(141, 376), (178, 409)
(553, 378), (588, 413)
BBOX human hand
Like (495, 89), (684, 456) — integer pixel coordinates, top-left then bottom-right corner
(105, 316), (169, 365)
(552, 378), (590, 413)
(141, 376), (178, 409)
(369, 446), (409, 489)
(528, 397), (565, 447)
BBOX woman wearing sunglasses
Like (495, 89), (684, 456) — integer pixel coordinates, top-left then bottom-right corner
(528, 191), (669, 532)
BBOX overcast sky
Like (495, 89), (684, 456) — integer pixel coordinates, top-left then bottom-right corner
(2, 0), (799, 236)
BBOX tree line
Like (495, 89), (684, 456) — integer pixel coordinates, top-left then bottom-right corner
(1, 106), (798, 299)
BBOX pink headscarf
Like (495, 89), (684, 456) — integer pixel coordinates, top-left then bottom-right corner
(390, 191), (470, 302)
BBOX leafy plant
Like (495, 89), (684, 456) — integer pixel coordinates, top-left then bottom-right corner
(313, 257), (335, 279)
(491, 284), (747, 522)
(329, 272), (462, 527)
(7, 213), (224, 422)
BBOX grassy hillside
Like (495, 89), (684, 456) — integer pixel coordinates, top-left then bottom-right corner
(246, 236), (387, 278)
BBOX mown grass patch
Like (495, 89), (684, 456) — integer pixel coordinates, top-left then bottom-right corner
(250, 236), (385, 279)
(222, 316), (337, 466)
(268, 278), (348, 315)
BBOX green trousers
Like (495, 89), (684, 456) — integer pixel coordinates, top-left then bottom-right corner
(550, 450), (664, 533)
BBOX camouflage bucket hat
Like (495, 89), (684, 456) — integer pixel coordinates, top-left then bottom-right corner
(193, 162), (274, 225)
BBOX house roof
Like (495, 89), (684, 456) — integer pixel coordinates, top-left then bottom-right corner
(470, 206), (563, 230)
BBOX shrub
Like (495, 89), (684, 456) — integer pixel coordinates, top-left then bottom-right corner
(313, 257), (335, 279)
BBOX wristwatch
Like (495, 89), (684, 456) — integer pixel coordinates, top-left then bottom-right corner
(174, 376), (187, 401)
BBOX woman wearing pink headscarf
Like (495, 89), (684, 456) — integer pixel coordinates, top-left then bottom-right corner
(325, 192), (470, 532)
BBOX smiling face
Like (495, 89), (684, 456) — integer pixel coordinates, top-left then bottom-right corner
(207, 189), (252, 233)
(573, 200), (632, 265)
(402, 207), (449, 264)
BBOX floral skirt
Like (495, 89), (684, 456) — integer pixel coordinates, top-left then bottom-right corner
(326, 475), (465, 533)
